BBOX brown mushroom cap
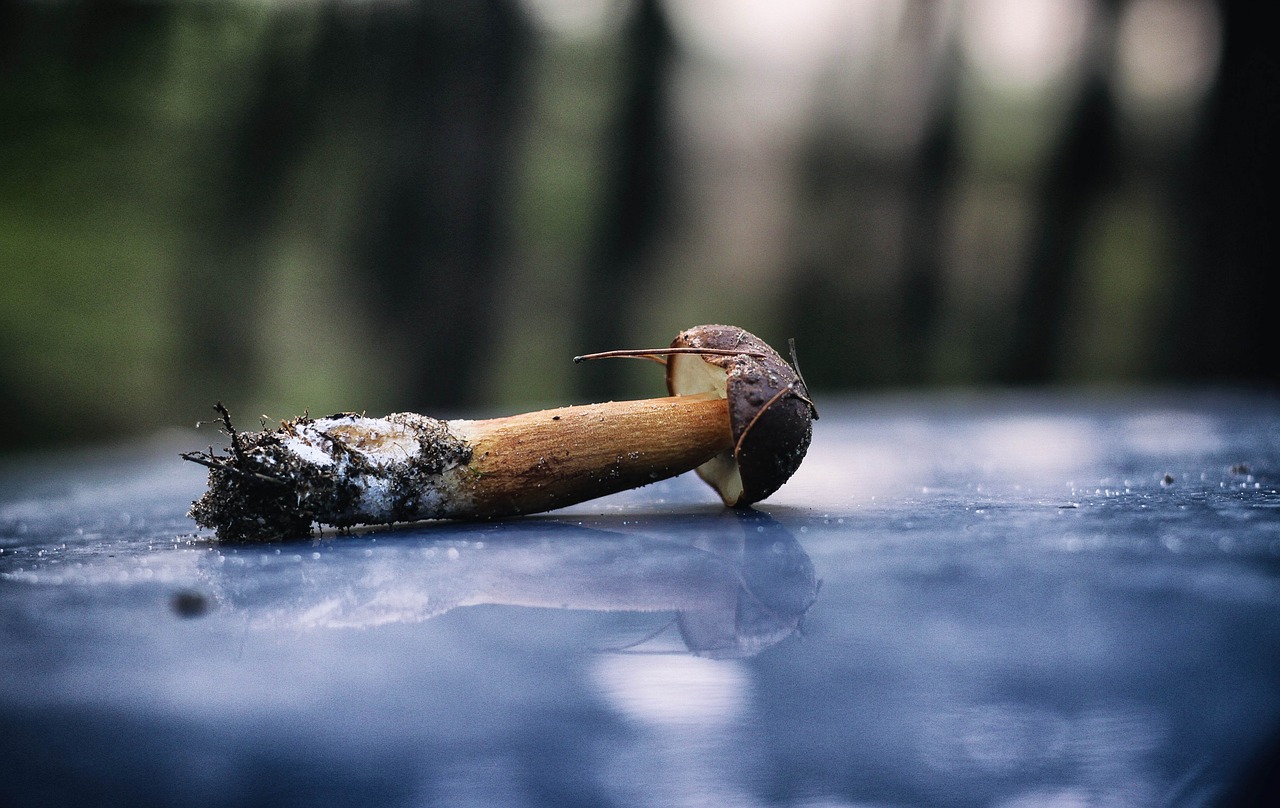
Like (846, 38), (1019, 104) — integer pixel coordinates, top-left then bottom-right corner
(665, 324), (815, 506)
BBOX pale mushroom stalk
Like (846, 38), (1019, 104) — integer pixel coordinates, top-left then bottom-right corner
(183, 325), (814, 542)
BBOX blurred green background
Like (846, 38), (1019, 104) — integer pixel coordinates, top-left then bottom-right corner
(1, 0), (1274, 452)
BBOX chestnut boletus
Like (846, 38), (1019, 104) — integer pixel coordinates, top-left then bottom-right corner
(186, 324), (815, 541)
(665, 324), (816, 506)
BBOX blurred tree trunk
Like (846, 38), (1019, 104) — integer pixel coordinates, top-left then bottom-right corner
(574, 0), (675, 402)
(329, 1), (530, 412)
(900, 6), (962, 383)
(175, 8), (319, 412)
(176, 1), (531, 414)
(1170, 0), (1279, 384)
(1003, 0), (1122, 384)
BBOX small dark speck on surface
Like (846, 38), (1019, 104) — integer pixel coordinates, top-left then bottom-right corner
(171, 589), (211, 617)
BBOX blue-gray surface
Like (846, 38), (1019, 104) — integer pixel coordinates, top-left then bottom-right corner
(3, 390), (1279, 808)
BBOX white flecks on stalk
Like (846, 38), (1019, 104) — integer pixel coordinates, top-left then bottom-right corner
(353, 475), (395, 517)
(280, 424), (338, 467)
(280, 416), (425, 469)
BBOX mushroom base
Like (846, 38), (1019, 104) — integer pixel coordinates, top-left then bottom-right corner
(185, 412), (473, 542)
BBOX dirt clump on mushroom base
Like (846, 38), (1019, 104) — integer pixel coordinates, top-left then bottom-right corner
(185, 408), (471, 542)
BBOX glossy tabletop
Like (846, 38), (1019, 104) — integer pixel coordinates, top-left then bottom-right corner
(3, 390), (1279, 807)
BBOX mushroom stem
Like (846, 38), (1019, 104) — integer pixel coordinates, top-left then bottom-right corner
(185, 395), (732, 542)
(449, 394), (732, 517)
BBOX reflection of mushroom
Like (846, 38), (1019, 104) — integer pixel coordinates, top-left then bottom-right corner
(673, 511), (820, 658)
(185, 325), (814, 542)
(215, 511), (817, 659)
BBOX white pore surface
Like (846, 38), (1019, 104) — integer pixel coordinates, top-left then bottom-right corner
(668, 355), (743, 505)
(668, 354), (728, 399)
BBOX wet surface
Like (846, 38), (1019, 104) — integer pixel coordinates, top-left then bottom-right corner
(2, 390), (1279, 807)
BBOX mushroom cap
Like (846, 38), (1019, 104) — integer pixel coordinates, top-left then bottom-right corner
(665, 325), (815, 506)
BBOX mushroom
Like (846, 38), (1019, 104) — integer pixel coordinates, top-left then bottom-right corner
(184, 324), (815, 542)
(664, 324), (817, 507)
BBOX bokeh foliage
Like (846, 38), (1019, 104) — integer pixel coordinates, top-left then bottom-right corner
(1, 0), (1274, 452)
